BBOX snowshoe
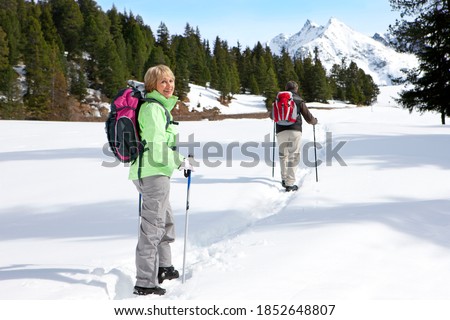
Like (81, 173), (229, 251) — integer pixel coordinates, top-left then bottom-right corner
(285, 185), (299, 192)
(158, 266), (179, 283)
(133, 286), (166, 296)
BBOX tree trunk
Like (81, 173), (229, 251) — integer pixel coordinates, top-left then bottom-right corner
(442, 110), (446, 125)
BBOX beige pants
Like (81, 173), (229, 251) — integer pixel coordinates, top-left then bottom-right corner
(277, 130), (302, 186)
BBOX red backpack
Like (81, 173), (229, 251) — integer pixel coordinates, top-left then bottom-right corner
(272, 91), (298, 125)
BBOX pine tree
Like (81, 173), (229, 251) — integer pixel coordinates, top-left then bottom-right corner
(208, 56), (219, 90)
(0, 24), (22, 119)
(49, 0), (84, 56)
(328, 58), (378, 105)
(156, 21), (174, 67)
(345, 61), (364, 104)
(231, 43), (245, 93)
(239, 47), (253, 93)
(226, 45), (240, 95)
(98, 37), (126, 98)
(139, 16), (155, 63)
(0, 26), (11, 117)
(124, 13), (148, 80)
(174, 59), (189, 100)
(249, 74), (259, 95)
(311, 47), (331, 103)
(22, 11), (53, 119)
(67, 56), (88, 101)
(172, 35), (190, 100)
(329, 60), (347, 101)
(264, 66), (279, 109)
(0, 0), (22, 65)
(301, 56), (314, 101)
(361, 71), (379, 105)
(107, 5), (127, 73)
(263, 45), (275, 72)
(229, 59), (240, 95)
(251, 42), (271, 94)
(145, 46), (169, 69)
(294, 58), (305, 96)
(185, 24), (209, 86)
(48, 43), (69, 120)
(212, 37), (231, 102)
(39, 1), (64, 53)
(38, 1), (69, 119)
(389, 0), (450, 124)
(79, 2), (129, 96)
(0, 26), (10, 90)
(156, 22), (170, 54)
(202, 39), (212, 87)
(275, 47), (298, 91)
(79, 0), (116, 88)
(255, 56), (268, 95)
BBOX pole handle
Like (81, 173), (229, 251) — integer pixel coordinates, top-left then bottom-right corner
(184, 154), (193, 178)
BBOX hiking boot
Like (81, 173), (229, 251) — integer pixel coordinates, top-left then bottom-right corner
(158, 266), (179, 284)
(285, 185), (299, 192)
(281, 180), (286, 188)
(133, 286), (166, 296)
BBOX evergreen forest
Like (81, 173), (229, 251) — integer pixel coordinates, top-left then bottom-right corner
(0, 0), (379, 121)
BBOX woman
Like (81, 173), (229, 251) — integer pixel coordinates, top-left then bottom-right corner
(129, 65), (193, 295)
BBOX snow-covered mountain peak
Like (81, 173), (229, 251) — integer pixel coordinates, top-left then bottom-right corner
(297, 19), (323, 41)
(300, 19), (321, 33)
(325, 17), (351, 30)
(267, 17), (418, 85)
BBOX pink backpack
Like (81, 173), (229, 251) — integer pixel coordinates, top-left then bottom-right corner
(105, 83), (171, 163)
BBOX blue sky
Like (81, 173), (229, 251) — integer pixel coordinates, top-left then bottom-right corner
(96, 0), (401, 48)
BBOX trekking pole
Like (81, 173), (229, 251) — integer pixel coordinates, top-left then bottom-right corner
(313, 125), (319, 182)
(182, 160), (192, 284)
(272, 121), (276, 178)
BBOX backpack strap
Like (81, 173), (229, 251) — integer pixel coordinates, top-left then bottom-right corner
(136, 98), (179, 181)
(143, 98), (179, 129)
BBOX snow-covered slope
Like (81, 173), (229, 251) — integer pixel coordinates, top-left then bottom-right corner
(2, 85), (450, 320)
(186, 84), (267, 114)
(268, 17), (418, 85)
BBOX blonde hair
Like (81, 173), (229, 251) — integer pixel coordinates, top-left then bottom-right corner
(144, 65), (175, 92)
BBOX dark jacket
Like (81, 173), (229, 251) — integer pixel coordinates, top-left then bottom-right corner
(275, 91), (317, 134)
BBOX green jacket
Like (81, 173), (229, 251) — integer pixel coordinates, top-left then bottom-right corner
(128, 90), (184, 180)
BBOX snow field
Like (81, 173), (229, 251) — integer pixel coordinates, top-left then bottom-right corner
(1, 85), (450, 305)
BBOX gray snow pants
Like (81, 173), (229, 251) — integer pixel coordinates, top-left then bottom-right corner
(133, 175), (175, 288)
(277, 130), (302, 186)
